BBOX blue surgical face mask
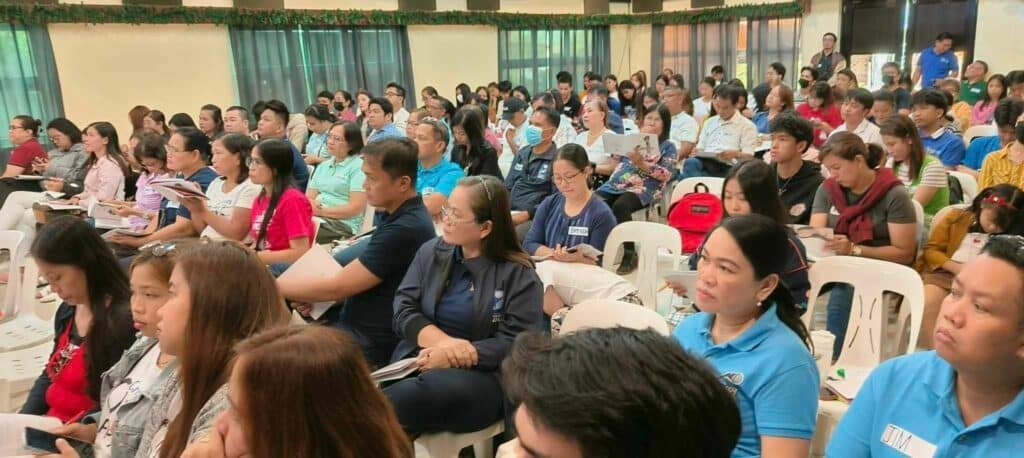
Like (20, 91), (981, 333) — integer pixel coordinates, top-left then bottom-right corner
(524, 124), (544, 146)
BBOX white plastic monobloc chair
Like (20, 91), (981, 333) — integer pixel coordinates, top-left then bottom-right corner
(559, 299), (670, 336)
(415, 421), (504, 458)
(962, 124), (997, 147)
(0, 340), (52, 412)
(359, 205), (377, 234)
(0, 231), (25, 322)
(803, 256), (925, 367)
(948, 171), (979, 202)
(602, 221), (682, 310)
(0, 258), (53, 353)
(669, 176), (725, 207)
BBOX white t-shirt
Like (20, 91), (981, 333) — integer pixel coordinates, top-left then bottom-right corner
(555, 115), (576, 148)
(572, 129), (613, 166)
(830, 119), (885, 150)
(94, 345), (164, 456)
(693, 98), (713, 123)
(201, 177), (261, 240)
(670, 111), (700, 144)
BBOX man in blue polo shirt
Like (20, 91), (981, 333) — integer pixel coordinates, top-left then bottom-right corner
(912, 89), (965, 169)
(827, 236), (1024, 457)
(413, 117), (464, 219)
(506, 107), (559, 240)
(913, 32), (959, 89)
(366, 97), (404, 144)
(276, 138), (436, 367)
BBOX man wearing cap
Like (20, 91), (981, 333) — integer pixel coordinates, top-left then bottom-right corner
(500, 97), (530, 177)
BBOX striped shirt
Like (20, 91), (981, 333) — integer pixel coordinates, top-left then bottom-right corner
(895, 154), (949, 217)
(978, 145), (1024, 190)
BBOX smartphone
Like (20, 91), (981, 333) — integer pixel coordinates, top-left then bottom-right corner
(24, 427), (94, 455)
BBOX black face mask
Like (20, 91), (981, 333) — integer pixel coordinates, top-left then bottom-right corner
(1016, 122), (1024, 143)
(882, 75), (895, 86)
(798, 79), (810, 89)
(333, 102), (344, 111)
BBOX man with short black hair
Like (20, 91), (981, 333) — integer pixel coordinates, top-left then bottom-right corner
(832, 88), (884, 149)
(385, 82), (409, 134)
(810, 32), (846, 82)
(413, 118), (464, 218)
(752, 62), (787, 112)
(710, 65), (726, 85)
(254, 99), (309, 190)
(870, 90), (897, 124)
(223, 106), (250, 135)
(316, 90), (333, 109)
(912, 88), (965, 169)
(366, 96), (403, 144)
(556, 71), (582, 119)
(680, 84), (759, 179)
(914, 32), (959, 89)
(1007, 70), (1024, 99)
(506, 107), (559, 239)
(661, 85), (698, 157)
(277, 138), (436, 367)
(770, 114), (823, 224)
(502, 328), (741, 458)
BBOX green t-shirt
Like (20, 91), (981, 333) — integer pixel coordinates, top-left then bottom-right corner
(308, 155), (366, 232)
(960, 80), (987, 106)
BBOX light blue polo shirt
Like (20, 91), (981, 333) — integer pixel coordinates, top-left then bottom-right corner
(673, 304), (819, 457)
(826, 351), (1024, 457)
(309, 155), (366, 233)
(417, 159), (465, 197)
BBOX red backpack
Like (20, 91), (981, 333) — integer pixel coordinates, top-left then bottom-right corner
(667, 183), (724, 253)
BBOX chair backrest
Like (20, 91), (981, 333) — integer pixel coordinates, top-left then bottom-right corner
(928, 204), (970, 239)
(0, 231), (25, 319)
(359, 205), (376, 234)
(669, 176), (725, 206)
(802, 256), (924, 368)
(311, 216), (323, 242)
(948, 171), (979, 202)
(559, 299), (670, 336)
(602, 221), (682, 309)
(17, 257), (39, 319)
(912, 199), (925, 244)
(962, 124), (997, 147)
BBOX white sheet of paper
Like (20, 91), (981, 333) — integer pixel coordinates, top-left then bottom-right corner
(278, 244), (342, 320)
(371, 357), (419, 384)
(0, 413), (62, 456)
(602, 132), (659, 157)
(15, 175), (45, 181)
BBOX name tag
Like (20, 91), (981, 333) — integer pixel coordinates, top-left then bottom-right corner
(167, 201), (180, 209)
(567, 226), (588, 237)
(880, 424), (937, 458)
(514, 163), (524, 172)
(537, 164), (549, 179)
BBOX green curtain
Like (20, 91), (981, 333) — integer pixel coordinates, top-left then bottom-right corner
(652, 22), (738, 97)
(746, 17), (802, 90)
(229, 26), (416, 114)
(498, 27), (611, 97)
(0, 24), (65, 148)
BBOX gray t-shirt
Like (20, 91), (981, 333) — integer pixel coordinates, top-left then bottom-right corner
(811, 183), (916, 247)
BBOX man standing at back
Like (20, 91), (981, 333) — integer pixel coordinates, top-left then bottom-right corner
(914, 32), (959, 89)
(810, 33), (846, 83)
(277, 138), (436, 367)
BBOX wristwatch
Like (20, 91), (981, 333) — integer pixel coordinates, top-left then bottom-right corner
(851, 244), (863, 257)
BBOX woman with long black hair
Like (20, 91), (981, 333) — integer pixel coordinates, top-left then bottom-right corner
(451, 106), (502, 178)
(247, 139), (314, 266)
(673, 214), (818, 457)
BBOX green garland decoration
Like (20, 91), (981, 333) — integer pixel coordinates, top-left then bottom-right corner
(1, 2), (801, 27)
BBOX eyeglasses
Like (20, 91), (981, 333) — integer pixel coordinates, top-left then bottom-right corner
(384, 91), (400, 97)
(552, 171), (582, 185)
(246, 157), (265, 167)
(440, 205), (477, 226)
(328, 134), (345, 143)
(140, 241), (176, 256)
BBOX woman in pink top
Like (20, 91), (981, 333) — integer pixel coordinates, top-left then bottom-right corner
(248, 138), (314, 266)
(970, 74), (1006, 126)
(796, 81), (843, 147)
(69, 122), (131, 207)
(114, 131), (170, 231)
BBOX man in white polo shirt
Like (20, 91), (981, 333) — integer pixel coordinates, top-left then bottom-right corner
(680, 84), (759, 179)
(830, 88), (884, 150)
(662, 85), (698, 160)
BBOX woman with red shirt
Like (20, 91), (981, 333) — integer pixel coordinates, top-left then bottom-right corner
(4, 115), (48, 178)
(796, 81), (843, 147)
(248, 139), (314, 268)
(19, 216), (135, 423)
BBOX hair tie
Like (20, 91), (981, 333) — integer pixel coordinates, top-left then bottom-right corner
(983, 194), (1018, 211)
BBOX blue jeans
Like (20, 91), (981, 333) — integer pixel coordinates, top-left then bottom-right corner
(825, 283), (854, 361)
(681, 157), (709, 180)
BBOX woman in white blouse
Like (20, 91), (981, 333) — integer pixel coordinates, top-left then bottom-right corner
(572, 99), (617, 178)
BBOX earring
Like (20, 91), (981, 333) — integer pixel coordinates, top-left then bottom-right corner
(757, 300), (763, 307)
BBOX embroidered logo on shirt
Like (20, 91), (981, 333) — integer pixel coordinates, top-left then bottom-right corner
(490, 290), (505, 324)
(514, 163), (524, 172)
(717, 371), (744, 397)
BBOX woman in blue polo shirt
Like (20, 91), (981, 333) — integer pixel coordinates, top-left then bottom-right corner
(385, 175), (543, 434)
(524, 144), (640, 333)
(673, 214), (819, 457)
(828, 235), (1024, 457)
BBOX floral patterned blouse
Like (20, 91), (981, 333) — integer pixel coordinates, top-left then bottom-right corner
(597, 139), (677, 205)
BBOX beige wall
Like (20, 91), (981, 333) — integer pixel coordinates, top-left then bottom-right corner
(974, 0), (1024, 75)
(500, 0), (584, 14)
(407, 25), (497, 101)
(799, 0), (841, 65)
(48, 24), (237, 140)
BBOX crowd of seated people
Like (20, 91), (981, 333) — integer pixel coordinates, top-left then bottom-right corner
(2, 28), (1023, 456)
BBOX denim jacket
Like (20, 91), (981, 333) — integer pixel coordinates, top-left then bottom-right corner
(134, 369), (228, 458)
(79, 337), (175, 458)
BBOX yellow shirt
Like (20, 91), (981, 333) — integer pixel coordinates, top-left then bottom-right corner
(978, 145), (1024, 190)
(951, 101), (972, 131)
